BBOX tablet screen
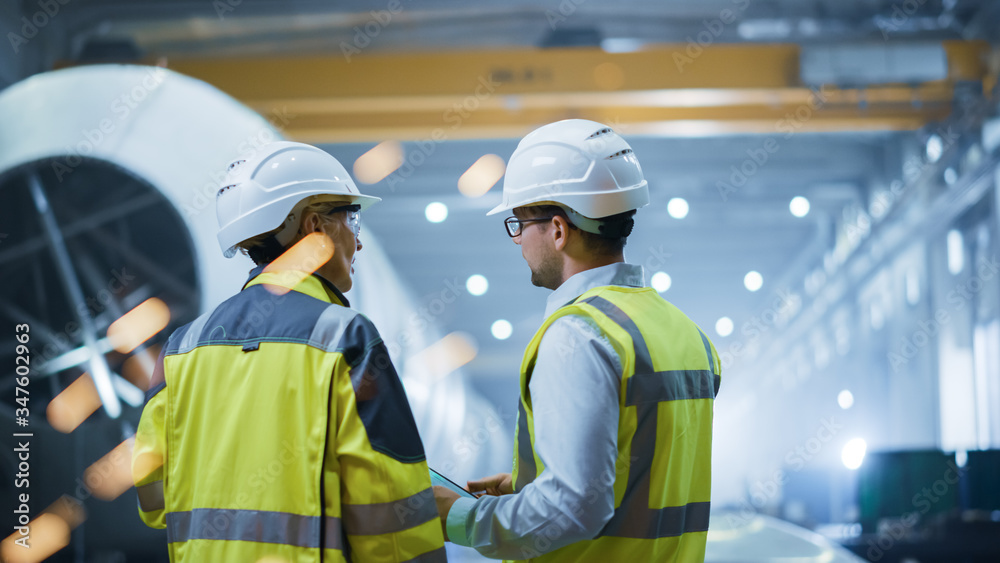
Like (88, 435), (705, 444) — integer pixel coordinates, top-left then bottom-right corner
(429, 467), (478, 499)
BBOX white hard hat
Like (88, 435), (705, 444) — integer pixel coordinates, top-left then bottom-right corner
(487, 119), (649, 220)
(216, 141), (380, 258)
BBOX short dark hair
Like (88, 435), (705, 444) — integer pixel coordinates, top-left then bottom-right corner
(522, 205), (634, 256)
(245, 236), (285, 265)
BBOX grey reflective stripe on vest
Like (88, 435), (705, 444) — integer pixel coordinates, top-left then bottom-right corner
(308, 304), (353, 353)
(579, 295), (712, 539)
(341, 487), (437, 536)
(401, 546), (448, 563)
(698, 329), (721, 397)
(174, 312), (212, 355)
(165, 508), (342, 549)
(514, 401), (536, 491)
(137, 480), (164, 511)
(625, 370), (716, 405)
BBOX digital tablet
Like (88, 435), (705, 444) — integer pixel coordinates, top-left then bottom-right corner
(429, 467), (478, 499)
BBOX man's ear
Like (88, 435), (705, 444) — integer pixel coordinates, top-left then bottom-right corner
(550, 215), (570, 251)
(300, 211), (322, 234)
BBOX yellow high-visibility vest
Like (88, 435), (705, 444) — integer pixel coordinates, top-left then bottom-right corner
(132, 267), (446, 562)
(511, 285), (719, 562)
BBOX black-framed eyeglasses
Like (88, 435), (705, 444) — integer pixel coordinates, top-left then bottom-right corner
(504, 216), (556, 238)
(327, 204), (362, 238)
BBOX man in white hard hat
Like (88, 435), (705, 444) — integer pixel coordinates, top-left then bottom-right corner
(434, 120), (720, 561)
(133, 141), (447, 562)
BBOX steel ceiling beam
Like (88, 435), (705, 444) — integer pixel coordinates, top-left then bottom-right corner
(159, 41), (992, 141)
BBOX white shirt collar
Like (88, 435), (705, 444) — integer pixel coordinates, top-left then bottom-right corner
(545, 262), (646, 318)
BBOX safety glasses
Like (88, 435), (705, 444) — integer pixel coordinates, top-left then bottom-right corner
(504, 216), (556, 238)
(327, 204), (362, 239)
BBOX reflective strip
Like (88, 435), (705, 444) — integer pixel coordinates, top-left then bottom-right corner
(327, 517), (343, 549)
(308, 304), (352, 353)
(625, 370), (717, 406)
(603, 501), (711, 539)
(136, 480), (164, 511)
(699, 330), (715, 374)
(698, 330), (721, 397)
(514, 401), (536, 491)
(341, 488), (437, 536)
(580, 296), (712, 539)
(579, 296), (654, 374)
(166, 508), (342, 549)
(173, 312), (212, 355)
(401, 546), (448, 563)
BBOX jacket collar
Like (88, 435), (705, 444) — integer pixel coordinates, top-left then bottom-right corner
(545, 262), (645, 318)
(242, 263), (350, 307)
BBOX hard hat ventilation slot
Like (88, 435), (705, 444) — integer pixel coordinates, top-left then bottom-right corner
(588, 127), (614, 139)
(227, 159), (246, 171)
(217, 184), (236, 198)
(606, 148), (633, 160)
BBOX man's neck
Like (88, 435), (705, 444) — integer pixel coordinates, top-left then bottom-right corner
(557, 254), (625, 288)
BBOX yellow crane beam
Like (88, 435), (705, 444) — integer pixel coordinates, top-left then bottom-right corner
(162, 41), (990, 142)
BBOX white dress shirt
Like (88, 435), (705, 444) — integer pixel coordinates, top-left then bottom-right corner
(447, 263), (645, 559)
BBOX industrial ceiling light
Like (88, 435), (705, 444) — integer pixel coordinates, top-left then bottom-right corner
(925, 134), (944, 163)
(837, 389), (854, 410)
(946, 229), (964, 274)
(667, 197), (689, 219)
(790, 196), (810, 217)
(715, 317), (734, 337)
(651, 271), (672, 293)
(466, 274), (488, 296)
(842, 438), (867, 470)
(744, 271), (763, 292)
(491, 319), (513, 340)
(425, 202), (448, 223)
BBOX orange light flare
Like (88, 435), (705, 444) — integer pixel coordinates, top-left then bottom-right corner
(262, 232), (335, 295)
(122, 344), (161, 389)
(1, 496), (85, 563)
(46, 373), (102, 434)
(457, 154), (505, 198)
(353, 140), (404, 184)
(408, 332), (478, 382)
(84, 438), (136, 501)
(106, 298), (171, 354)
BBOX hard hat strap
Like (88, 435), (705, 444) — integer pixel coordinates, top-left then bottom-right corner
(560, 205), (634, 239)
(560, 205), (605, 235)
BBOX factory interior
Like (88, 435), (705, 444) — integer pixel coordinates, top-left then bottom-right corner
(1, 0), (1000, 561)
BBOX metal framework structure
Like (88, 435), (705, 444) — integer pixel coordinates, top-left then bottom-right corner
(161, 41), (994, 142)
